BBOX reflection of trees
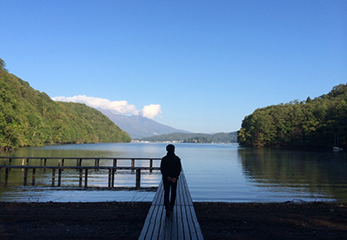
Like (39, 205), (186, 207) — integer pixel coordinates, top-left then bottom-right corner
(238, 148), (347, 200)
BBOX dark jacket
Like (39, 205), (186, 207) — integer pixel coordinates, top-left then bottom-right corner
(160, 152), (182, 180)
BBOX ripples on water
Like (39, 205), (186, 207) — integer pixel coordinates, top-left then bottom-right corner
(0, 142), (346, 202)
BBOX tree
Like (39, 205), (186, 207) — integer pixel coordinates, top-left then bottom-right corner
(0, 65), (131, 151)
(0, 58), (8, 72)
(237, 83), (347, 149)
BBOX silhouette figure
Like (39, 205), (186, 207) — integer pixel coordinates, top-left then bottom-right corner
(160, 144), (182, 215)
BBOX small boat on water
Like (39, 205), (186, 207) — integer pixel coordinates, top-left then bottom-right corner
(333, 134), (343, 151)
(333, 146), (343, 151)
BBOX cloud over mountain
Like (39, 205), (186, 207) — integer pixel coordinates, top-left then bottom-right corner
(141, 104), (161, 119)
(52, 95), (161, 119)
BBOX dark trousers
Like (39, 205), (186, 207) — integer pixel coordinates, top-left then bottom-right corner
(163, 179), (178, 211)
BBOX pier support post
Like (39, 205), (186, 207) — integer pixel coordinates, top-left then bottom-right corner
(136, 169), (141, 188)
(32, 168), (36, 186)
(5, 168), (9, 186)
(85, 169), (88, 187)
(79, 169), (83, 187)
(131, 159), (135, 172)
(8, 159), (12, 172)
(111, 168), (115, 187)
(95, 159), (100, 171)
(44, 159), (47, 171)
(108, 169), (111, 187)
(24, 168), (28, 186)
(58, 168), (62, 187)
(51, 168), (56, 187)
(113, 159), (117, 172)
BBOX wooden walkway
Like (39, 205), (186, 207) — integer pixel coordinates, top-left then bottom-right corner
(139, 172), (204, 240)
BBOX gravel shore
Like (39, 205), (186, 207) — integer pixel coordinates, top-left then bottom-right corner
(1, 201), (346, 240)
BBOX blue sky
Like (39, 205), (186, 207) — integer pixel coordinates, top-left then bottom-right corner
(1, 0), (346, 133)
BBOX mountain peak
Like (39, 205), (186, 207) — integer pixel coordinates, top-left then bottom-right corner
(100, 110), (189, 139)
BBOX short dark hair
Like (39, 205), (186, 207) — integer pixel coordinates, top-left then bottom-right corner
(166, 144), (175, 153)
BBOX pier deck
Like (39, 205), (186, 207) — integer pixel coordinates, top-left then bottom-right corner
(139, 172), (203, 240)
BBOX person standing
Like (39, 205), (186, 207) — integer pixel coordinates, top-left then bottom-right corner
(160, 144), (182, 215)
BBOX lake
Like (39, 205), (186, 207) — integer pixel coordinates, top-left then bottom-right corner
(0, 142), (346, 203)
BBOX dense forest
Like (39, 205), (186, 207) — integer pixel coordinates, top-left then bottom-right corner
(141, 132), (237, 143)
(0, 58), (131, 151)
(238, 84), (347, 149)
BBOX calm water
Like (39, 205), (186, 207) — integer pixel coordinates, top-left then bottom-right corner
(0, 143), (346, 202)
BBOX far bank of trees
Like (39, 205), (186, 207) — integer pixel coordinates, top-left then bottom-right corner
(141, 132), (237, 143)
(183, 137), (212, 143)
(238, 84), (347, 149)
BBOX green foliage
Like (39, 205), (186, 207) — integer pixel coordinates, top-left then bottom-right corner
(0, 58), (8, 72)
(0, 68), (131, 151)
(141, 132), (237, 143)
(238, 83), (347, 149)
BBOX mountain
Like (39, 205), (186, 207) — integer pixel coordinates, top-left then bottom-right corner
(100, 110), (190, 139)
(140, 132), (238, 143)
(0, 59), (131, 151)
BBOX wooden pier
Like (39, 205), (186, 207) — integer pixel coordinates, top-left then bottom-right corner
(139, 172), (204, 240)
(1, 156), (204, 239)
(0, 157), (160, 188)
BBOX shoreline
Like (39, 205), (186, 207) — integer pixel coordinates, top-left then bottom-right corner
(1, 201), (346, 240)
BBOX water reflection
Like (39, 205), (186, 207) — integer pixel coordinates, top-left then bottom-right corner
(238, 148), (347, 201)
(1, 143), (347, 202)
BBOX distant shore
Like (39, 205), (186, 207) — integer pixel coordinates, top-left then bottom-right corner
(1, 201), (346, 240)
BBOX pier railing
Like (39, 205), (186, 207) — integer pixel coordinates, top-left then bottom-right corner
(0, 157), (161, 188)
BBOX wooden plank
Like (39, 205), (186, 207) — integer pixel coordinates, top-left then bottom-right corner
(151, 206), (164, 240)
(170, 207), (178, 240)
(158, 206), (167, 239)
(144, 206), (163, 240)
(186, 206), (198, 240)
(189, 206), (204, 240)
(176, 206), (184, 240)
(163, 212), (172, 240)
(152, 181), (163, 206)
(139, 205), (156, 240)
(181, 204), (191, 240)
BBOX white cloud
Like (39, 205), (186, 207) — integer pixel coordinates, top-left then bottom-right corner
(141, 104), (161, 119)
(52, 95), (161, 119)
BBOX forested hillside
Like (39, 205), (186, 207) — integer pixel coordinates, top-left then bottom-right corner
(0, 59), (131, 151)
(238, 84), (347, 149)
